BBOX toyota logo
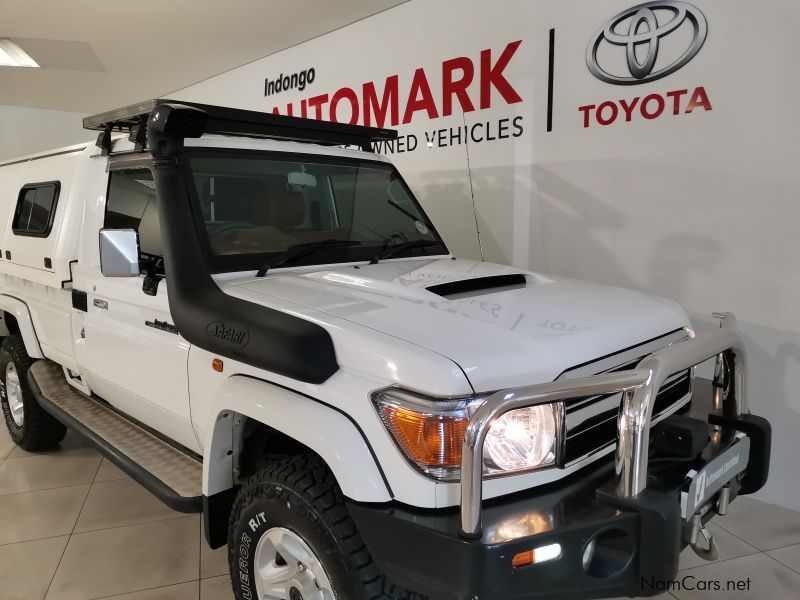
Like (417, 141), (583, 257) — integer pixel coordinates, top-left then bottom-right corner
(587, 1), (707, 85)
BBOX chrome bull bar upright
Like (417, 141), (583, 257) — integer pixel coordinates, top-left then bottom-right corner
(459, 313), (747, 538)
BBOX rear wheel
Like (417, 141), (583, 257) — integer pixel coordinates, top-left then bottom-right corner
(228, 453), (424, 600)
(0, 335), (66, 450)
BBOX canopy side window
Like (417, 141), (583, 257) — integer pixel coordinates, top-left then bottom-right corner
(12, 182), (60, 237)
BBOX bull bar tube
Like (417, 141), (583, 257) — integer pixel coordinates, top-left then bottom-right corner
(459, 313), (746, 537)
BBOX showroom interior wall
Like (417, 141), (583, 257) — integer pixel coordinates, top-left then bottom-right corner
(173, 0), (799, 509)
(0, 104), (88, 161)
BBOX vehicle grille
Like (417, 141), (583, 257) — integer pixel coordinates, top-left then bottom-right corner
(559, 329), (692, 466)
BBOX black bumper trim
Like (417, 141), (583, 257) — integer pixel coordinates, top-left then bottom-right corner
(350, 463), (672, 599)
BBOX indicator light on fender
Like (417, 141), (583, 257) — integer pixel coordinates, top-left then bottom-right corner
(212, 358), (223, 372)
(512, 550), (534, 568)
(379, 403), (467, 469)
(511, 543), (562, 568)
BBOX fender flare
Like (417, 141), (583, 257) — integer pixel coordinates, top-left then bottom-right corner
(0, 294), (44, 358)
(201, 375), (392, 503)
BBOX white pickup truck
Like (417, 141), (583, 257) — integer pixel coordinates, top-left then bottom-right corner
(0, 100), (771, 600)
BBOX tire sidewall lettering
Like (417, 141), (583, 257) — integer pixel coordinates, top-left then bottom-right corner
(0, 349), (22, 438)
(0, 351), (10, 402)
(237, 511), (270, 600)
(238, 529), (254, 600)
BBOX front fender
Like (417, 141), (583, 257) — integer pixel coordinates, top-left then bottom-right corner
(201, 374), (391, 503)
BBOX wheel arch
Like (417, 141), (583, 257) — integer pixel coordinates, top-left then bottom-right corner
(201, 375), (392, 547)
(0, 295), (44, 358)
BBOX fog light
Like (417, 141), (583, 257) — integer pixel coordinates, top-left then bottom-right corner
(511, 543), (562, 568)
(486, 511), (554, 544)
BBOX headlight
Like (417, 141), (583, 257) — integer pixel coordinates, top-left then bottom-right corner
(372, 388), (564, 481)
(484, 405), (559, 473)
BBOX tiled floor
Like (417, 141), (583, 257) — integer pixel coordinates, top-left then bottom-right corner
(0, 429), (228, 600)
(2, 428), (800, 600)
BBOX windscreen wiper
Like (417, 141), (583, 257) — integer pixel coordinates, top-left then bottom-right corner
(369, 239), (441, 264)
(256, 239), (362, 277)
(387, 198), (434, 230)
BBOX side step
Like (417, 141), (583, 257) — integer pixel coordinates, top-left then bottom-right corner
(28, 360), (202, 513)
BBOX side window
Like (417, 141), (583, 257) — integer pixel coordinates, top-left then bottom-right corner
(13, 182), (60, 237)
(106, 169), (162, 258)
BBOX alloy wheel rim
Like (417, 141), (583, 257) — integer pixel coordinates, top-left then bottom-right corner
(253, 526), (334, 600)
(5, 362), (24, 427)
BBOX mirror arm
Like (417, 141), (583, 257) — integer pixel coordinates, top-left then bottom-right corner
(142, 260), (163, 296)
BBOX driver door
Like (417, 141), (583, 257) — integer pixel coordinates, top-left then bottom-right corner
(73, 167), (199, 452)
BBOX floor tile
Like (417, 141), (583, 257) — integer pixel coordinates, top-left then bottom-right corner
(200, 517), (229, 579)
(0, 484), (89, 545)
(714, 497), (800, 551)
(95, 580), (200, 600)
(0, 452), (101, 495)
(46, 516), (200, 600)
(0, 535), (69, 600)
(74, 478), (182, 533)
(678, 522), (759, 571)
(7, 429), (95, 459)
(767, 543), (800, 575)
(0, 430), (14, 461)
(200, 575), (233, 600)
(674, 553), (800, 599)
(94, 457), (129, 482)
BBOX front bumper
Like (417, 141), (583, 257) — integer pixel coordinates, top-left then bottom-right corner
(348, 403), (771, 599)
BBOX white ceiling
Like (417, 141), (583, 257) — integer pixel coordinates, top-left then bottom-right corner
(0, 0), (408, 114)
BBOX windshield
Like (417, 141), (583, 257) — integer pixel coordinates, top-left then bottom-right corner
(187, 151), (447, 273)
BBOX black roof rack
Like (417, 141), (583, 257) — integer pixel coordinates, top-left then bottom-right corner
(83, 99), (398, 155)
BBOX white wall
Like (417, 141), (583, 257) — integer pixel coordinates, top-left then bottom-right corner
(173, 0), (800, 509)
(533, 0), (800, 512)
(0, 104), (89, 162)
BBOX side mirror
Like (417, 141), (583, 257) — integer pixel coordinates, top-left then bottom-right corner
(99, 229), (140, 277)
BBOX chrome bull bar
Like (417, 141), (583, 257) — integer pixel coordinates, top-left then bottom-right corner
(459, 313), (747, 538)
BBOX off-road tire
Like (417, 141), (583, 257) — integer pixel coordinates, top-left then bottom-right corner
(228, 453), (425, 600)
(0, 335), (66, 450)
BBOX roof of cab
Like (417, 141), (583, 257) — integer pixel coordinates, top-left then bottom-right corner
(111, 134), (391, 163)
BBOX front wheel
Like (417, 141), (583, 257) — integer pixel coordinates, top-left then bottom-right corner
(228, 453), (423, 600)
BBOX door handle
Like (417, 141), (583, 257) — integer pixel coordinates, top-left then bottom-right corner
(93, 298), (109, 310)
